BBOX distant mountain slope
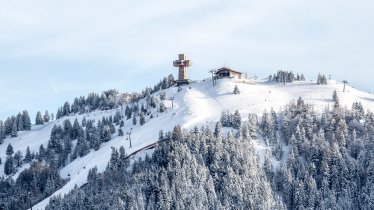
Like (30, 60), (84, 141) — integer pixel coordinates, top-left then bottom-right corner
(1, 77), (374, 209)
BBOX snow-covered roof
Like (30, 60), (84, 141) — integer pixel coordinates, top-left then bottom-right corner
(216, 67), (242, 74)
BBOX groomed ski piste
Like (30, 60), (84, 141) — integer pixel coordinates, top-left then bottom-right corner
(1, 77), (374, 209)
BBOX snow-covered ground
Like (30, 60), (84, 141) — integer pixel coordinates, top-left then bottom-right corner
(1, 78), (374, 209)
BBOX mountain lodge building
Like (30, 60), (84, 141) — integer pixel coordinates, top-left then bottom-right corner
(214, 67), (242, 79)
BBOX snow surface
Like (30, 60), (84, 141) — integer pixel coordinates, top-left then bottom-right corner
(1, 78), (374, 209)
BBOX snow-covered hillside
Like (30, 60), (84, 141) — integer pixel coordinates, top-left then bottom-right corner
(1, 78), (374, 209)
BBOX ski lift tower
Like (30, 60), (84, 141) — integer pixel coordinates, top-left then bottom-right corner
(343, 80), (348, 92)
(173, 54), (192, 86)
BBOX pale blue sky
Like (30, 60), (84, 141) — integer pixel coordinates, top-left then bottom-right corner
(1, 0), (374, 120)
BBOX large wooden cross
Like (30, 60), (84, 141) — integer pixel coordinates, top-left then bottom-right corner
(173, 54), (192, 81)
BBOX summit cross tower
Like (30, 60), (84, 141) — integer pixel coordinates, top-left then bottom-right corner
(173, 54), (192, 85)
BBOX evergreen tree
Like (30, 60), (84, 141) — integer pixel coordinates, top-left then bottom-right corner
(72, 118), (81, 139)
(118, 128), (124, 136)
(115, 111), (122, 125)
(87, 166), (99, 188)
(0, 120), (4, 144)
(333, 93), (340, 108)
(101, 125), (111, 142)
(233, 85), (240, 94)
(172, 125), (182, 141)
(63, 101), (71, 116)
(49, 124), (64, 154)
(82, 116), (87, 127)
(6, 143), (14, 156)
(159, 102), (167, 113)
(264, 149), (274, 182)
(220, 110), (230, 127)
(232, 110), (241, 129)
(39, 144), (46, 161)
(159, 90), (166, 100)
(159, 129), (164, 140)
(4, 156), (13, 175)
(150, 96), (158, 108)
(119, 146), (129, 169)
(332, 90), (339, 103)
(44, 110), (50, 122)
(4, 117), (13, 136)
(11, 120), (18, 137)
(248, 113), (257, 140)
(56, 108), (62, 119)
(317, 73), (327, 85)
(35, 111), (44, 125)
(132, 114), (137, 125)
(109, 121), (116, 134)
(16, 112), (24, 131)
(92, 127), (101, 150)
(24, 146), (32, 163)
(14, 151), (23, 167)
(125, 105), (131, 120)
(63, 119), (73, 138)
(214, 121), (223, 139)
(76, 127), (88, 157)
(140, 112), (145, 126)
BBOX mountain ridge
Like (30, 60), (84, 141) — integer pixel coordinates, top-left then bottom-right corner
(1, 77), (374, 209)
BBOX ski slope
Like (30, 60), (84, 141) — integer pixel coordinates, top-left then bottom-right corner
(1, 78), (374, 209)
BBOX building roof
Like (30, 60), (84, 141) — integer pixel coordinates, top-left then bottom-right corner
(216, 67), (242, 74)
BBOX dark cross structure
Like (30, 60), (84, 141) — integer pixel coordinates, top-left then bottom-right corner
(173, 54), (192, 86)
(343, 80), (348, 92)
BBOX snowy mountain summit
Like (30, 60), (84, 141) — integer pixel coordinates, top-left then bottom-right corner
(1, 76), (374, 209)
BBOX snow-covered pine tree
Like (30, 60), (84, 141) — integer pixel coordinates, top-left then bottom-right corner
(101, 125), (112, 142)
(77, 126), (88, 157)
(35, 111), (44, 125)
(44, 110), (50, 122)
(14, 150), (23, 167)
(92, 127), (101, 151)
(317, 73), (327, 85)
(333, 90), (340, 109)
(63, 101), (71, 116)
(0, 120), (4, 144)
(24, 146), (32, 163)
(6, 143), (14, 156)
(159, 102), (167, 113)
(214, 121), (223, 139)
(232, 110), (241, 129)
(220, 110), (230, 127)
(63, 119), (73, 138)
(4, 156), (13, 175)
(140, 112), (145, 125)
(125, 105), (131, 120)
(16, 112), (24, 131)
(159, 90), (166, 100)
(72, 118), (81, 139)
(22, 110), (31, 130)
(11, 120), (18, 137)
(118, 128), (124, 136)
(38, 144), (46, 161)
(132, 114), (137, 125)
(233, 85), (240, 94)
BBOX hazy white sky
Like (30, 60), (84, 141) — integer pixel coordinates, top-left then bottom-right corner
(1, 0), (374, 120)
